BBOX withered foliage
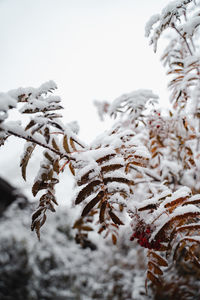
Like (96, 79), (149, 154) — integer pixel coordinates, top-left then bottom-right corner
(133, 188), (200, 288)
(0, 82), (83, 238)
(1, 0), (200, 296)
(71, 128), (149, 245)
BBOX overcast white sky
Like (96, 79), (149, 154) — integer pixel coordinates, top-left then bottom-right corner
(0, 0), (171, 139)
(0, 0), (172, 196)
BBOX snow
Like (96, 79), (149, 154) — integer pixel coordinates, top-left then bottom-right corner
(8, 80), (57, 100)
(146, 0), (194, 52)
(187, 194), (200, 202)
(164, 186), (191, 203)
(145, 14), (160, 37)
(133, 147), (151, 159)
(93, 100), (110, 121)
(63, 124), (88, 149)
(67, 120), (80, 134)
(1, 1), (200, 297)
(0, 93), (16, 111)
(73, 147), (116, 163)
(0, 93), (17, 121)
(178, 234), (200, 243)
(75, 161), (100, 182)
(161, 0), (193, 16)
(150, 204), (200, 241)
(136, 189), (172, 210)
(107, 182), (130, 195)
(0, 203), (149, 300)
(109, 89), (159, 119)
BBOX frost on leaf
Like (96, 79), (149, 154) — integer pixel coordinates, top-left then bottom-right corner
(20, 142), (36, 181)
(31, 151), (60, 239)
(108, 89), (158, 121)
(1, 1), (200, 295)
(130, 187), (200, 286)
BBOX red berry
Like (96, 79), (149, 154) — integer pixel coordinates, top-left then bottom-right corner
(146, 228), (151, 234)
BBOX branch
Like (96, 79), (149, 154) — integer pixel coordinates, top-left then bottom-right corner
(171, 23), (193, 56)
(4, 125), (75, 161)
(130, 165), (161, 182)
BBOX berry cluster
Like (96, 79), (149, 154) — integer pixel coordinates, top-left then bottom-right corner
(130, 226), (161, 250)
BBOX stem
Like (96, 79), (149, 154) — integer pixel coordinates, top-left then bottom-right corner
(172, 24), (193, 55)
(172, 24), (200, 88)
(130, 165), (161, 182)
(59, 160), (69, 173)
(7, 128), (75, 161)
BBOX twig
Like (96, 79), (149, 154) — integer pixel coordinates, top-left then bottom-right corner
(172, 23), (193, 56)
(6, 128), (75, 161)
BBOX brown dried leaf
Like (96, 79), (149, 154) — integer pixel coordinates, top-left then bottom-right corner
(40, 213), (47, 227)
(103, 177), (131, 185)
(75, 180), (102, 205)
(40, 191), (57, 208)
(96, 154), (116, 164)
(25, 120), (35, 131)
(78, 169), (95, 186)
(81, 191), (104, 217)
(63, 135), (70, 153)
(148, 261), (163, 275)
(73, 218), (83, 229)
(52, 138), (60, 151)
(35, 221), (41, 240)
(101, 164), (123, 173)
(129, 160), (147, 167)
(23, 105), (63, 114)
(48, 202), (56, 212)
(112, 234), (117, 245)
(44, 151), (54, 162)
(152, 152), (159, 159)
(31, 207), (44, 224)
(173, 240), (187, 261)
(147, 271), (161, 286)
(108, 210), (124, 225)
(50, 195), (58, 206)
(20, 143), (36, 181)
(164, 196), (188, 209)
(99, 201), (107, 223)
(155, 212), (200, 242)
(148, 251), (168, 267)
(32, 181), (41, 197)
(53, 159), (60, 173)
(81, 226), (93, 231)
(70, 137), (77, 151)
(18, 93), (27, 102)
(32, 180), (48, 196)
(98, 226), (106, 234)
(151, 146), (158, 154)
(138, 204), (157, 211)
(31, 124), (44, 135)
(176, 224), (200, 233)
(69, 162), (75, 176)
(44, 127), (50, 143)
